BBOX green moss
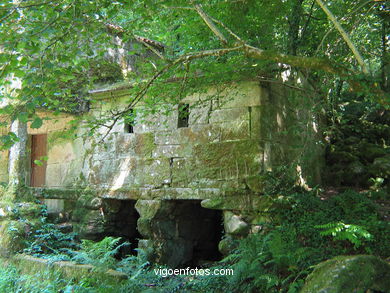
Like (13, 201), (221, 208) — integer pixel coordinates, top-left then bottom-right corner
(135, 133), (156, 157)
(11, 255), (127, 284)
(191, 139), (262, 180)
(0, 220), (31, 256)
(301, 255), (390, 293)
(2, 185), (35, 202)
(47, 130), (74, 149)
(32, 188), (87, 200)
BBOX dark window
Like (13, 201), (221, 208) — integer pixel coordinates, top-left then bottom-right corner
(178, 103), (189, 128)
(124, 108), (135, 133)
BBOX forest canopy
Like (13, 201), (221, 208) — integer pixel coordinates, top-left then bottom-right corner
(0, 0), (388, 138)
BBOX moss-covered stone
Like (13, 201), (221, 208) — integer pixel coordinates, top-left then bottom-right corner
(134, 133), (156, 157)
(245, 175), (265, 193)
(0, 220), (35, 256)
(223, 211), (249, 236)
(11, 254), (127, 283)
(72, 210), (105, 239)
(0, 202), (42, 220)
(201, 195), (272, 211)
(191, 140), (262, 180)
(301, 255), (390, 293)
(32, 188), (84, 200)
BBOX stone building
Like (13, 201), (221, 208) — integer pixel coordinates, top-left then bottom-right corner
(0, 78), (322, 267)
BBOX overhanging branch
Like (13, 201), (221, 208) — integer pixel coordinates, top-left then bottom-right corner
(315, 0), (369, 74)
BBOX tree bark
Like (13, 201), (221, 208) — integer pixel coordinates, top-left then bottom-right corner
(8, 119), (28, 188)
(288, 0), (304, 55)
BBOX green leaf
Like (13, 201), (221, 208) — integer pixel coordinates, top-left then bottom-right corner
(18, 112), (29, 123)
(31, 117), (43, 129)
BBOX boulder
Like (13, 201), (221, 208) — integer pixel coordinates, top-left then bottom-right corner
(301, 255), (390, 293)
(224, 211), (249, 236)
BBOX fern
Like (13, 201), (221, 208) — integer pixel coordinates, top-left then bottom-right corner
(315, 221), (372, 248)
(72, 236), (128, 271)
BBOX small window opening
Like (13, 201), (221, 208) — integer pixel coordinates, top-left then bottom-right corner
(124, 108), (135, 133)
(178, 103), (189, 128)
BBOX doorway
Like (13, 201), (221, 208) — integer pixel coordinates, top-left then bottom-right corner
(30, 134), (47, 187)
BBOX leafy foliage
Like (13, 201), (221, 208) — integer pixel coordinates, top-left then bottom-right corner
(71, 237), (127, 271)
(0, 0), (388, 147)
(315, 221), (372, 248)
(23, 221), (79, 259)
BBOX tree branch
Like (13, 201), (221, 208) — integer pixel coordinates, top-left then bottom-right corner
(0, 1), (56, 10)
(315, 0), (369, 74)
(243, 44), (347, 75)
(194, 4), (228, 45)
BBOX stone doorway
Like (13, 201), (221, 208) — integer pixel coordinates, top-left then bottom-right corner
(101, 199), (141, 258)
(136, 199), (223, 267)
(74, 198), (141, 258)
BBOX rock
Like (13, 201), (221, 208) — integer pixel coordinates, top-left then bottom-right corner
(301, 255), (390, 293)
(201, 195), (272, 211)
(135, 200), (173, 219)
(154, 239), (194, 268)
(0, 220), (31, 256)
(245, 175), (265, 193)
(73, 210), (105, 239)
(223, 211), (249, 236)
(78, 194), (102, 210)
(139, 239), (193, 268)
(218, 236), (239, 255)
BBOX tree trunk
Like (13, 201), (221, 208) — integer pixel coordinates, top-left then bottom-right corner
(380, 10), (389, 92)
(8, 119), (28, 188)
(288, 0), (304, 55)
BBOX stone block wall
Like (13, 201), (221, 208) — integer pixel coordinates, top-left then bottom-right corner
(0, 150), (8, 183)
(84, 82), (266, 191)
(1, 80), (323, 267)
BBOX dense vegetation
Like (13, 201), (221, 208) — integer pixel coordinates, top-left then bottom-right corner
(0, 186), (388, 292)
(0, 0), (389, 292)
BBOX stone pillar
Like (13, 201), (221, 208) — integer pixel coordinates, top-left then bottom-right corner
(218, 211), (249, 255)
(8, 119), (28, 188)
(135, 199), (194, 268)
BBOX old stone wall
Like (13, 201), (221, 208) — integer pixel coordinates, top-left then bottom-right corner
(1, 81), (323, 267)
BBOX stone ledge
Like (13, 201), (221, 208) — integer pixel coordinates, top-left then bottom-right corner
(31, 188), (86, 200)
(31, 187), (228, 201)
(9, 254), (127, 283)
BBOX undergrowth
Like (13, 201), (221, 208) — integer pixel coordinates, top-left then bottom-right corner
(0, 187), (385, 293)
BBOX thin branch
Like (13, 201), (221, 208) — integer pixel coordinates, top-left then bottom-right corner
(124, 46), (243, 111)
(134, 36), (167, 61)
(162, 5), (195, 10)
(299, 0), (316, 43)
(0, 1), (56, 10)
(194, 4), (228, 45)
(243, 44), (347, 75)
(315, 0), (369, 74)
(209, 16), (243, 44)
(315, 0), (374, 55)
(0, 7), (17, 22)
